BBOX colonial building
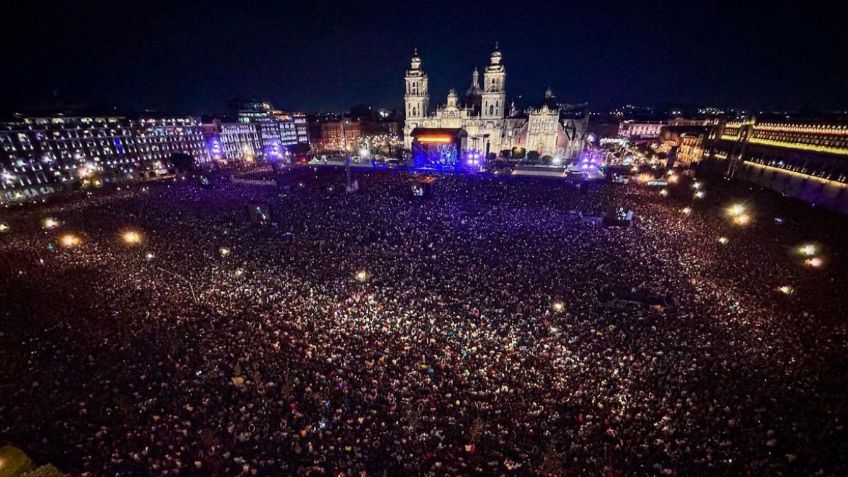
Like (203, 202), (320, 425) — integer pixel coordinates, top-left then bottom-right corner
(0, 113), (209, 203)
(702, 118), (848, 214)
(403, 45), (587, 160)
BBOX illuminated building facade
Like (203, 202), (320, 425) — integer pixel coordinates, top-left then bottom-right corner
(703, 119), (848, 214)
(618, 121), (665, 141)
(308, 119), (362, 152)
(657, 122), (712, 167)
(202, 120), (262, 163)
(230, 99), (309, 149)
(403, 46), (587, 160)
(0, 114), (209, 202)
(293, 113), (309, 145)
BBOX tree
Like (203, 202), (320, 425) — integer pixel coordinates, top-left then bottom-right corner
(511, 147), (526, 159)
(169, 152), (194, 173)
(527, 151), (541, 163)
(499, 149), (511, 159)
(541, 155), (553, 165)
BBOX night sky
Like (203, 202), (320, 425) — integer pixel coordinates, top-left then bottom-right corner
(2, 0), (846, 114)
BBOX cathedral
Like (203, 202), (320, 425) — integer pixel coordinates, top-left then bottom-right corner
(403, 44), (587, 160)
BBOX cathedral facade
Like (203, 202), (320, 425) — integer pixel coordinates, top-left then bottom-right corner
(403, 45), (587, 160)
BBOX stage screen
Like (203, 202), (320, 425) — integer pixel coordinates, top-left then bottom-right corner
(412, 141), (458, 170)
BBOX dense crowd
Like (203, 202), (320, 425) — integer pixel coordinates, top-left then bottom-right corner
(1, 166), (846, 476)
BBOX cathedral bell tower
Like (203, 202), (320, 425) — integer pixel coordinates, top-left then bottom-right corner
(404, 48), (429, 148)
(481, 42), (506, 120)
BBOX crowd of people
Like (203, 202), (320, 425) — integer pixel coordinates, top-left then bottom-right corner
(1, 166), (846, 476)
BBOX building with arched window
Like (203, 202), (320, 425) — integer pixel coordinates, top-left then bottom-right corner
(402, 45), (587, 161)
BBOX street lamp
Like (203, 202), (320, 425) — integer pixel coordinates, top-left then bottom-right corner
(726, 204), (745, 217)
(798, 244), (816, 256)
(804, 257), (823, 268)
(121, 230), (142, 245)
(733, 214), (750, 226)
(60, 233), (81, 248)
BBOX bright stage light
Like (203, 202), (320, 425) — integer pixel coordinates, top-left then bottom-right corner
(417, 136), (452, 144)
(668, 175), (679, 184)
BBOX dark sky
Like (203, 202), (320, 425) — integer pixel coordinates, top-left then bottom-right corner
(2, 0), (846, 114)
